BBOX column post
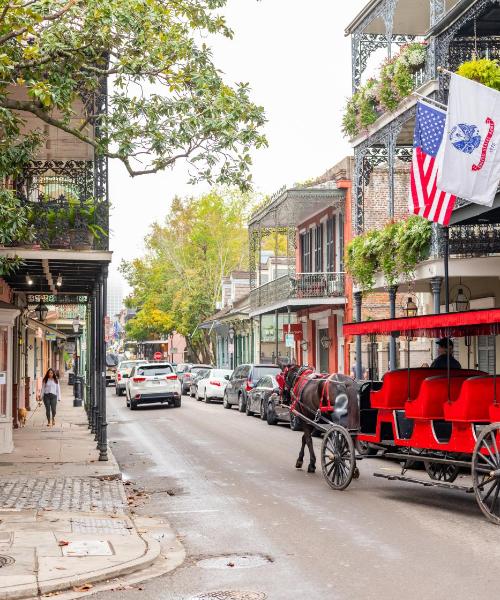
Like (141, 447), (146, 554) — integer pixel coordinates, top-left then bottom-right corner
(93, 278), (101, 440)
(354, 291), (363, 380)
(430, 277), (442, 314)
(98, 264), (109, 461)
(388, 285), (398, 371)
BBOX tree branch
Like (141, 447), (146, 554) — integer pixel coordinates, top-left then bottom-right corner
(0, 0), (80, 45)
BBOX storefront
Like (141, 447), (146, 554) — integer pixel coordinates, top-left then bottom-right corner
(0, 303), (20, 453)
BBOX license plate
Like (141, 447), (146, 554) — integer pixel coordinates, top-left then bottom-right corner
(152, 380), (161, 385)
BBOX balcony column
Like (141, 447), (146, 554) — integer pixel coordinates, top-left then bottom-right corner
(354, 291), (363, 379)
(98, 264), (108, 462)
(274, 309), (279, 364)
(430, 277), (442, 314)
(388, 285), (398, 371)
(89, 289), (97, 432)
(93, 280), (101, 439)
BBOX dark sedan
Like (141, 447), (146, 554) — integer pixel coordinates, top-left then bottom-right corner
(189, 367), (212, 398)
(245, 375), (281, 420)
(265, 388), (302, 431)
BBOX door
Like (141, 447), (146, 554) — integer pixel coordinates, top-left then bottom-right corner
(318, 328), (329, 374)
(228, 366), (242, 401)
(0, 327), (7, 418)
(478, 335), (495, 374)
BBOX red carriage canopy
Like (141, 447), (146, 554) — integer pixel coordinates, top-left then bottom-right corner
(343, 308), (500, 338)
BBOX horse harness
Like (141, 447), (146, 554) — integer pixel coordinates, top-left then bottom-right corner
(289, 369), (337, 423)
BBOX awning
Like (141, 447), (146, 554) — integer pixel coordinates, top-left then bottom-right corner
(343, 308), (500, 338)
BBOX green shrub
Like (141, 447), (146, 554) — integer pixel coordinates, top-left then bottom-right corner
(457, 58), (500, 91)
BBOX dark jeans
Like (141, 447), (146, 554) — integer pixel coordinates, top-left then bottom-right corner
(43, 393), (57, 421)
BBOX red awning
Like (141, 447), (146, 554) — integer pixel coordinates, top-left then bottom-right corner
(343, 308), (500, 338)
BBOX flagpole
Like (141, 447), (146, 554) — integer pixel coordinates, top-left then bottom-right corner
(443, 225), (450, 313)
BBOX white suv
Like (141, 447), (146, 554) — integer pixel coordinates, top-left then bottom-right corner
(126, 363), (182, 410)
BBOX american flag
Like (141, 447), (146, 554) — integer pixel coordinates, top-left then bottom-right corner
(409, 101), (456, 226)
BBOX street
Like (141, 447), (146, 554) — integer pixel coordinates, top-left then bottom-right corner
(96, 389), (500, 600)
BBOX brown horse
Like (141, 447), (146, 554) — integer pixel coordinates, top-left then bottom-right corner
(286, 369), (359, 474)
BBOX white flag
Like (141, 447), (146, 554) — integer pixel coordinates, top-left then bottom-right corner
(437, 73), (500, 207)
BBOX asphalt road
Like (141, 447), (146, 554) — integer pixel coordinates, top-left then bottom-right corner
(96, 389), (500, 600)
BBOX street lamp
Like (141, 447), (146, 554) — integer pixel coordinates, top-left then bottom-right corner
(404, 297), (418, 318)
(34, 300), (48, 322)
(454, 288), (470, 312)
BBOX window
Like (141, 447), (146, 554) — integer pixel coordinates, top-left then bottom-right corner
(252, 366), (281, 380)
(255, 376), (270, 388)
(300, 229), (312, 273)
(338, 213), (344, 273)
(314, 224), (323, 272)
(136, 365), (173, 376)
(326, 216), (336, 272)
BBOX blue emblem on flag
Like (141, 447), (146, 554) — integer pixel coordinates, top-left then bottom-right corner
(449, 123), (481, 154)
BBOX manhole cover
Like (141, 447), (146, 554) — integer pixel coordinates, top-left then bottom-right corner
(197, 555), (272, 570)
(0, 555), (15, 568)
(190, 593), (266, 600)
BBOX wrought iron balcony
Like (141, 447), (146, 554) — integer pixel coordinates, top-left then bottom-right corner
(10, 160), (109, 251)
(432, 223), (500, 259)
(250, 272), (345, 310)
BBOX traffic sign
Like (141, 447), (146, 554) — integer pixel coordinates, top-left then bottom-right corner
(154, 351), (163, 360)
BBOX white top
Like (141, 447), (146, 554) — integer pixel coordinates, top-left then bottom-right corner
(41, 378), (61, 402)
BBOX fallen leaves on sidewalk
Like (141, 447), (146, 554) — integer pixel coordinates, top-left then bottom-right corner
(72, 583), (93, 592)
(57, 540), (69, 547)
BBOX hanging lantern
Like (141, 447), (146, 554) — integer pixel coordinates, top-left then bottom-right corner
(455, 287), (470, 312)
(34, 300), (48, 322)
(404, 297), (418, 318)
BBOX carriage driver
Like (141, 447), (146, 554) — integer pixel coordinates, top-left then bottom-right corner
(430, 337), (461, 370)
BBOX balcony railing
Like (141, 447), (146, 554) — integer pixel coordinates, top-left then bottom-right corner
(9, 160), (109, 251)
(250, 272), (345, 310)
(432, 223), (500, 258)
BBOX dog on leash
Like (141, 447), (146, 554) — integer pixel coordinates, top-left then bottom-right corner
(18, 407), (28, 427)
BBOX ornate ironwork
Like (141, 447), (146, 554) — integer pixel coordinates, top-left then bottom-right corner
(432, 223), (500, 258)
(12, 160), (109, 251)
(436, 0), (500, 99)
(353, 105), (416, 232)
(27, 294), (89, 305)
(249, 272), (345, 311)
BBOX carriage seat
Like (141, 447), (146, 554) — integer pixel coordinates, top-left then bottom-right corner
(404, 375), (471, 420)
(488, 379), (500, 422)
(443, 376), (497, 422)
(370, 368), (468, 410)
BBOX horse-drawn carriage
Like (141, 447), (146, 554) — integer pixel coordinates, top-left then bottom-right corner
(288, 307), (500, 524)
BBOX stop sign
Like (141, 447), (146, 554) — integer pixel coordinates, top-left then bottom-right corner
(154, 351), (163, 361)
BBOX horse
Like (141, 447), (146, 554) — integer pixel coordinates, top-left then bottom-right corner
(284, 367), (359, 474)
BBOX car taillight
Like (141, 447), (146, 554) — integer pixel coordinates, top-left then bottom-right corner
(209, 380), (221, 386)
(166, 374), (178, 380)
(184, 373), (191, 378)
(133, 377), (146, 383)
(117, 373), (122, 381)
(245, 378), (254, 392)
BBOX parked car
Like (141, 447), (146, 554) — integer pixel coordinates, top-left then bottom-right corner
(265, 389), (302, 430)
(245, 374), (280, 419)
(223, 364), (282, 412)
(196, 369), (233, 402)
(189, 367), (212, 397)
(105, 353), (119, 386)
(180, 364), (214, 394)
(115, 359), (148, 396)
(125, 362), (181, 410)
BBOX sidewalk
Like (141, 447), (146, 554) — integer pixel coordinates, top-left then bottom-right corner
(0, 383), (183, 599)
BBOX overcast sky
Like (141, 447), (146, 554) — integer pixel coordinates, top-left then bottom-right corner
(108, 0), (367, 284)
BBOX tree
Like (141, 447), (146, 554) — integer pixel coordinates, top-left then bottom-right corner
(125, 301), (174, 341)
(121, 189), (251, 361)
(0, 0), (267, 188)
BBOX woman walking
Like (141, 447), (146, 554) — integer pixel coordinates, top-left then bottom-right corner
(40, 368), (61, 427)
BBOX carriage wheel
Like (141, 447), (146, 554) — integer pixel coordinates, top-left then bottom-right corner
(472, 423), (500, 525)
(321, 425), (356, 491)
(424, 456), (459, 483)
